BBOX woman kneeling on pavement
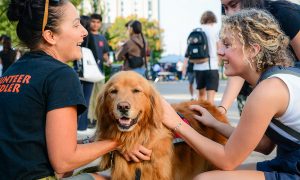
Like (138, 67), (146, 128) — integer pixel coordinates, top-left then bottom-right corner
(0, 1), (151, 179)
(162, 9), (300, 180)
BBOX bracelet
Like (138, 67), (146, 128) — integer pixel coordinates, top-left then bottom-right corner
(217, 105), (227, 114)
(173, 122), (182, 131)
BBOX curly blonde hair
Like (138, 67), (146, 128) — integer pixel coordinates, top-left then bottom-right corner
(221, 9), (294, 72)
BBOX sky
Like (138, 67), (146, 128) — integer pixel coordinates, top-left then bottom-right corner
(160, 0), (221, 56)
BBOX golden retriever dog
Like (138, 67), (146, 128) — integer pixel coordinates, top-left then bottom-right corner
(95, 71), (229, 180)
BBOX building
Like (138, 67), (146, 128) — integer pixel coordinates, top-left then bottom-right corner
(81, 0), (160, 23)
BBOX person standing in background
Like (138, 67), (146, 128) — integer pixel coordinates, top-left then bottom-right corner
(182, 57), (196, 100)
(193, 11), (220, 105)
(116, 20), (147, 77)
(0, 36), (17, 75)
(89, 13), (110, 72)
(218, 0), (300, 115)
(86, 13), (110, 128)
(152, 63), (161, 82)
(0, 35), (6, 76)
(76, 15), (95, 131)
(176, 60), (183, 80)
(0, 35), (6, 52)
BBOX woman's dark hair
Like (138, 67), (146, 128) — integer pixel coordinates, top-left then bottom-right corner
(240, 0), (298, 11)
(80, 15), (91, 32)
(80, 15), (92, 48)
(240, 0), (265, 9)
(6, 0), (68, 50)
(129, 20), (142, 34)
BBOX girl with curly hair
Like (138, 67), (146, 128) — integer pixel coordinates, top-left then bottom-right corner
(162, 9), (299, 180)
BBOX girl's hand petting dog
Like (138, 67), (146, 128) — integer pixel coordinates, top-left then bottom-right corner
(189, 105), (220, 129)
(119, 144), (152, 162)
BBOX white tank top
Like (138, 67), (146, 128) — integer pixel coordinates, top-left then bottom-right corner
(269, 74), (300, 133)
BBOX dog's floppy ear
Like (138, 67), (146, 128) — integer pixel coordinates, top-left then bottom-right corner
(149, 84), (164, 128)
(95, 83), (110, 138)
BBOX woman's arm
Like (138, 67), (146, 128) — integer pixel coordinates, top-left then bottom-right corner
(162, 78), (288, 170)
(46, 106), (118, 174)
(191, 105), (276, 154)
(46, 106), (152, 175)
(182, 57), (188, 77)
(115, 42), (128, 61)
(218, 76), (245, 113)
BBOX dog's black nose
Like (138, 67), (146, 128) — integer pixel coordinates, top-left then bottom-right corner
(117, 101), (131, 113)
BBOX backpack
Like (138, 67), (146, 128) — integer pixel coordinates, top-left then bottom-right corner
(126, 40), (145, 69)
(186, 28), (209, 64)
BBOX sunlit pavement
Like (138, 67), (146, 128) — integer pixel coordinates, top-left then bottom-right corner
(76, 79), (275, 173)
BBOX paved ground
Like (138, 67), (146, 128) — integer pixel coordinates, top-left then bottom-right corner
(76, 79), (276, 173)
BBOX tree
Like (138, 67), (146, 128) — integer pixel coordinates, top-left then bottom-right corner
(107, 16), (164, 63)
(0, 0), (18, 46)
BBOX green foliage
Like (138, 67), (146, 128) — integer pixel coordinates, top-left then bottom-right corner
(0, 0), (18, 47)
(71, 0), (83, 7)
(106, 16), (164, 62)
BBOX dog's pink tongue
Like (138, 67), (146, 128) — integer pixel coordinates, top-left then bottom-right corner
(119, 118), (131, 126)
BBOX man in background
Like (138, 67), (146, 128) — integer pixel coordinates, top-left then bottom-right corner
(0, 36), (17, 75)
(87, 13), (110, 128)
(89, 13), (110, 72)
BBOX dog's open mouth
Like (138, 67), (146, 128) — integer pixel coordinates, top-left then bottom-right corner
(116, 112), (141, 130)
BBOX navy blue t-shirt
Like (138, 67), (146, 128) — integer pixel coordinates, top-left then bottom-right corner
(0, 51), (86, 179)
(90, 34), (109, 71)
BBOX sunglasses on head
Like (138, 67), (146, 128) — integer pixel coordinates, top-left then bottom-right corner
(42, 0), (60, 32)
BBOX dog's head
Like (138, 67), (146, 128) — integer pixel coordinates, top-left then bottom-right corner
(96, 71), (163, 136)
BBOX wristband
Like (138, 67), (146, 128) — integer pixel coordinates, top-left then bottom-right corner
(217, 105), (227, 114)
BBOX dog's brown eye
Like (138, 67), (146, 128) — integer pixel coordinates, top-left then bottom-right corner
(132, 89), (141, 93)
(110, 89), (118, 94)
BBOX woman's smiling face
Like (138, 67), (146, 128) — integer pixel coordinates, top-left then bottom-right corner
(217, 31), (251, 77)
(50, 2), (88, 62)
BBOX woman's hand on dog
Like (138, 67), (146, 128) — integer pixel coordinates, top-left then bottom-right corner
(121, 144), (152, 162)
(189, 105), (219, 129)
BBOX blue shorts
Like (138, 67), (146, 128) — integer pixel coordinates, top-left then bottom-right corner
(187, 72), (195, 84)
(131, 67), (146, 77)
(257, 151), (300, 180)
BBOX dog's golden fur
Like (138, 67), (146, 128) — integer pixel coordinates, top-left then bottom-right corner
(95, 71), (229, 180)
